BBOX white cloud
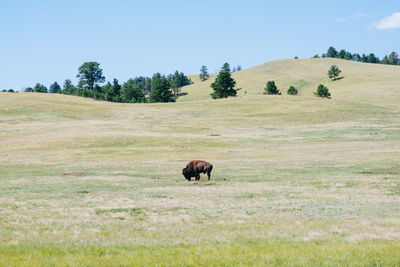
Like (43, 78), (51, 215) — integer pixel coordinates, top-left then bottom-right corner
(374, 12), (400, 29)
(336, 18), (346, 23)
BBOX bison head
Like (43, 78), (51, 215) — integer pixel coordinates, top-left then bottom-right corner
(182, 167), (193, 181)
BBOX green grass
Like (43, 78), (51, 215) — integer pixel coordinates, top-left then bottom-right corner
(1, 241), (399, 266)
(1, 58), (400, 265)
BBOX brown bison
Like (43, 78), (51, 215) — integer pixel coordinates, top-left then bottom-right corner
(182, 160), (213, 181)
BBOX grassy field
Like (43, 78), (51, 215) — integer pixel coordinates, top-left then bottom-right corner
(1, 58), (400, 265)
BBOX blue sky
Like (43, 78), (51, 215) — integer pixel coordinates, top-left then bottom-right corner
(1, 0), (399, 90)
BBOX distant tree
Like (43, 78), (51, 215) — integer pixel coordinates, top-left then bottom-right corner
(102, 82), (112, 100)
(294, 56), (299, 59)
(287, 86), (298, 95)
(149, 74), (175, 103)
(328, 65), (342, 81)
(103, 79), (121, 102)
(199, 65), (210, 81)
(210, 65), (237, 99)
(122, 79), (146, 103)
(49, 82), (61, 93)
(313, 54), (320, 58)
(337, 49), (346, 59)
(221, 62), (231, 73)
(353, 53), (361, 62)
(111, 79), (121, 102)
(326, 47), (338, 58)
(1, 90), (6, 92)
(24, 87), (34, 92)
(264, 81), (281, 95)
(34, 83), (48, 93)
(62, 79), (76, 95)
(168, 71), (191, 97)
(314, 84), (331, 98)
(361, 54), (368, 63)
(232, 66), (237, 72)
(236, 65), (242, 71)
(381, 55), (389, 65)
(344, 52), (353, 60)
(76, 62), (105, 92)
(8, 89), (15, 92)
(388, 52), (399, 65)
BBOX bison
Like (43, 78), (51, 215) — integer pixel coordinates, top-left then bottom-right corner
(182, 160), (213, 181)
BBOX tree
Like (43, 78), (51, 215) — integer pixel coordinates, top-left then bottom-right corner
(62, 79), (76, 95)
(149, 74), (175, 103)
(237, 65), (242, 71)
(338, 49), (346, 59)
(210, 66), (237, 99)
(287, 86), (298, 95)
(24, 87), (34, 92)
(344, 52), (353, 60)
(328, 65), (341, 81)
(367, 53), (379, 64)
(353, 53), (361, 62)
(326, 47), (338, 58)
(264, 81), (281, 95)
(34, 83), (48, 93)
(122, 79), (146, 103)
(388, 52), (399, 65)
(221, 62), (231, 73)
(49, 82), (61, 93)
(168, 71), (191, 97)
(314, 84), (331, 98)
(199, 65), (210, 81)
(102, 79), (122, 102)
(76, 62), (105, 91)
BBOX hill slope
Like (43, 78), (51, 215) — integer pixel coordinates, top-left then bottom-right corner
(1, 59), (400, 265)
(180, 58), (400, 108)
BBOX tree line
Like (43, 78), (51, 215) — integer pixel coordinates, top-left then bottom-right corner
(22, 62), (191, 103)
(314, 47), (399, 65)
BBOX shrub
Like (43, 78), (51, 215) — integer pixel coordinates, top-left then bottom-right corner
(264, 81), (281, 95)
(314, 84), (331, 98)
(287, 86), (298, 95)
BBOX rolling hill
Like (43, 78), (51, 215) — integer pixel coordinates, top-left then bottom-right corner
(181, 58), (400, 108)
(1, 58), (400, 265)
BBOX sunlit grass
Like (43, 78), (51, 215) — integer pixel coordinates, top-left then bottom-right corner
(1, 58), (400, 264)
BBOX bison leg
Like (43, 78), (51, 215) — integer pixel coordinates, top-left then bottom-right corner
(207, 166), (213, 181)
(196, 174), (200, 181)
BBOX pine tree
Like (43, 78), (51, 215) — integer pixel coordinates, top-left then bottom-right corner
(149, 75), (175, 103)
(33, 83), (48, 93)
(199, 65), (210, 81)
(122, 79), (146, 103)
(264, 81), (281, 95)
(49, 82), (61, 93)
(210, 65), (237, 99)
(287, 86), (298, 95)
(327, 65), (342, 81)
(314, 84), (331, 98)
(76, 62), (105, 91)
(221, 63), (231, 72)
(326, 47), (338, 58)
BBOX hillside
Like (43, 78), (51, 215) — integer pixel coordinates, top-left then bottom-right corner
(181, 58), (400, 108)
(1, 59), (400, 265)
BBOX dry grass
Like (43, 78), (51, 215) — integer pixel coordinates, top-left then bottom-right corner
(1, 58), (400, 264)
